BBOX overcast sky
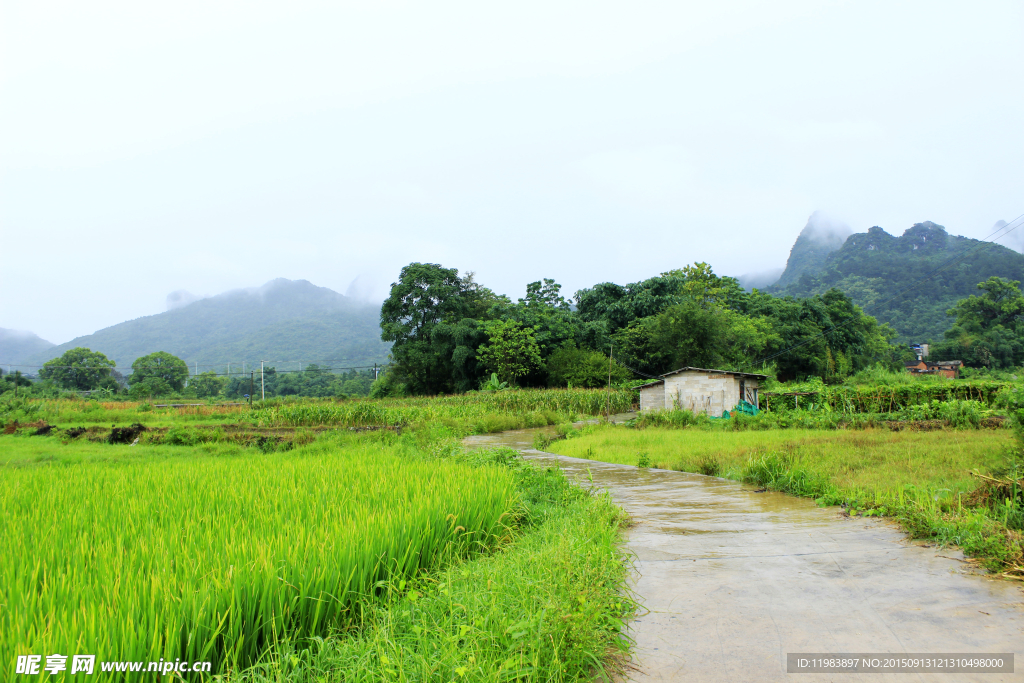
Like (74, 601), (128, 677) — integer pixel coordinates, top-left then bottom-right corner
(2, 0), (1022, 344)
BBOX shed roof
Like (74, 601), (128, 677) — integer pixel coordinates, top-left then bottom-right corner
(636, 366), (768, 389)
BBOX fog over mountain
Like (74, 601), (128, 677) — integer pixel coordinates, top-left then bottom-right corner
(21, 279), (390, 372)
(774, 212), (853, 289)
(0, 329), (55, 367)
(736, 269), (784, 292)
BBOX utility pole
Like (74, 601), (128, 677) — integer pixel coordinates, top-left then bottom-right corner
(606, 344), (613, 418)
(260, 360), (265, 401)
(249, 372), (254, 408)
(374, 363), (378, 380)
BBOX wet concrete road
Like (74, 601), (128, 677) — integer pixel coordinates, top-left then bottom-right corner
(465, 427), (1024, 682)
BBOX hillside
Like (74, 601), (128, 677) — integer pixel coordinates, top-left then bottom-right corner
(772, 222), (1024, 342)
(25, 279), (390, 371)
(0, 329), (55, 366)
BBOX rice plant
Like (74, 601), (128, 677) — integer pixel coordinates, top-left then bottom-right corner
(0, 437), (517, 677)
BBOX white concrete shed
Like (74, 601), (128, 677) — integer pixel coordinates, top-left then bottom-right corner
(638, 367), (767, 416)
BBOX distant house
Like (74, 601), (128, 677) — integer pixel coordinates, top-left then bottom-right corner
(638, 367), (767, 415)
(905, 359), (963, 378)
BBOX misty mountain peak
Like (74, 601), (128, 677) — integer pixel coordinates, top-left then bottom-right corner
(774, 212), (853, 288)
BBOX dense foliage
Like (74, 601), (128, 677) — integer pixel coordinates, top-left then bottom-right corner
(38, 347), (118, 391)
(224, 366), (377, 399)
(128, 351), (190, 396)
(380, 261), (908, 393)
(930, 277), (1024, 368)
(773, 222), (1024, 343)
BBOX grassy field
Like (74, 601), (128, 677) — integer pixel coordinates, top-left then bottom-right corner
(0, 388), (637, 434)
(549, 427), (1014, 495)
(1, 403), (635, 681)
(548, 422), (1024, 576)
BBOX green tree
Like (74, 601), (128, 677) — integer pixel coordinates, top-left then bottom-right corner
(627, 300), (771, 373)
(39, 347), (116, 391)
(476, 320), (543, 385)
(932, 277), (1024, 368)
(128, 376), (172, 399)
(546, 345), (632, 387)
(187, 371), (225, 398)
(129, 351), (189, 392)
(380, 263), (503, 394)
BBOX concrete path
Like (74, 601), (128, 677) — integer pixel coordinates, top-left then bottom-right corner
(465, 428), (1024, 682)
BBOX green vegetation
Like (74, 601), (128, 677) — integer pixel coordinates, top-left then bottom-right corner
(235, 446), (632, 682)
(223, 365), (378, 399)
(380, 260), (905, 392)
(0, 399), (634, 681)
(476, 319), (544, 385)
(548, 423), (1023, 576)
(128, 350), (190, 396)
(38, 347), (118, 391)
(546, 346), (632, 388)
(930, 276), (1024, 368)
(1, 433), (516, 674)
(0, 388), (636, 440)
(774, 222), (1024, 343)
(760, 372), (1009, 414)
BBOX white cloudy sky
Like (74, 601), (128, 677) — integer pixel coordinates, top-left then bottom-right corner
(2, 0), (1022, 344)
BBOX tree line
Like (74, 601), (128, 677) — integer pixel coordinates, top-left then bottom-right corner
(1, 349), (376, 399)
(375, 262), (913, 396)
(5, 264), (1022, 400)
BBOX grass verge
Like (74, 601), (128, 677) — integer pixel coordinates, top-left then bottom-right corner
(232, 444), (635, 682)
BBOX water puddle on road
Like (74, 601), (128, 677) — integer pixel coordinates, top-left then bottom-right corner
(465, 426), (1024, 682)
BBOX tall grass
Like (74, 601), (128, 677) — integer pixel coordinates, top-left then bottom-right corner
(0, 435), (517, 677)
(0, 388), (637, 431)
(629, 401), (1004, 431)
(247, 389), (636, 430)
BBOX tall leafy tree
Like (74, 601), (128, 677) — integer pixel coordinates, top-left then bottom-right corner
(575, 263), (746, 335)
(476, 320), (543, 385)
(380, 263), (503, 394)
(39, 347), (116, 390)
(129, 351), (189, 392)
(932, 277), (1024, 368)
(614, 300), (772, 375)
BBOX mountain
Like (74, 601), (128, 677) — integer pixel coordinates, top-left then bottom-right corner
(25, 279), (390, 372)
(774, 212), (852, 289)
(772, 222), (1024, 343)
(0, 329), (55, 366)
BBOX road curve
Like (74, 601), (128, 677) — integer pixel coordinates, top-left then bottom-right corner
(465, 428), (1024, 682)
